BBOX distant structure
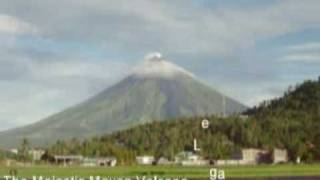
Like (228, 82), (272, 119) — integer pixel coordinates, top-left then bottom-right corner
(215, 148), (268, 166)
(9, 149), (18, 155)
(157, 157), (173, 165)
(214, 159), (246, 166)
(28, 149), (45, 161)
(136, 156), (155, 165)
(272, 149), (288, 164)
(82, 157), (117, 167)
(175, 151), (208, 166)
(296, 156), (301, 164)
(50, 155), (118, 167)
(54, 155), (83, 166)
(241, 148), (270, 164)
(214, 148), (288, 166)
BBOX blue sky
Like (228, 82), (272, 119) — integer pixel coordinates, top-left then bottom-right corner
(0, 0), (319, 131)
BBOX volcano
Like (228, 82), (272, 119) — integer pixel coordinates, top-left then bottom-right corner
(0, 53), (247, 147)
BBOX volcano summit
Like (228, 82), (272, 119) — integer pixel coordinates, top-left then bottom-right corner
(0, 54), (247, 147)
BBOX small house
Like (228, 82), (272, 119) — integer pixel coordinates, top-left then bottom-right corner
(54, 155), (83, 166)
(272, 149), (288, 164)
(174, 151), (197, 163)
(175, 151), (208, 166)
(82, 157), (117, 167)
(136, 156), (155, 165)
(241, 148), (269, 164)
(82, 158), (96, 167)
(214, 148), (271, 166)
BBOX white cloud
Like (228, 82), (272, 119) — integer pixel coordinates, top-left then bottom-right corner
(281, 41), (320, 63)
(2, 0), (319, 56)
(0, 84), (63, 131)
(0, 14), (37, 34)
(0, 0), (320, 130)
(29, 60), (129, 82)
(280, 53), (320, 63)
(287, 42), (320, 51)
(0, 56), (130, 131)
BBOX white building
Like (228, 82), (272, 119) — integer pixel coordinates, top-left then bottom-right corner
(136, 156), (155, 165)
(82, 157), (117, 167)
(28, 149), (45, 161)
(10, 149), (18, 155)
(241, 148), (269, 164)
(215, 148), (270, 166)
(214, 159), (248, 166)
(175, 151), (208, 166)
(273, 149), (288, 164)
(54, 155), (83, 166)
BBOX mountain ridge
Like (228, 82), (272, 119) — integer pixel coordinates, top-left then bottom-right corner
(0, 54), (247, 148)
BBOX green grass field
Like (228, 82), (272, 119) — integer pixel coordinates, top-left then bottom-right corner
(0, 164), (320, 178)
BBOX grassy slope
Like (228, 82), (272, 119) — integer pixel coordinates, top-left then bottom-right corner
(0, 165), (320, 178)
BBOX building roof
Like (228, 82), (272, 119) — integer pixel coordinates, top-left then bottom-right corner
(54, 155), (83, 159)
(84, 157), (116, 161)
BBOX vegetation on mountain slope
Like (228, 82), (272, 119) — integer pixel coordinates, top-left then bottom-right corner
(42, 78), (320, 165)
